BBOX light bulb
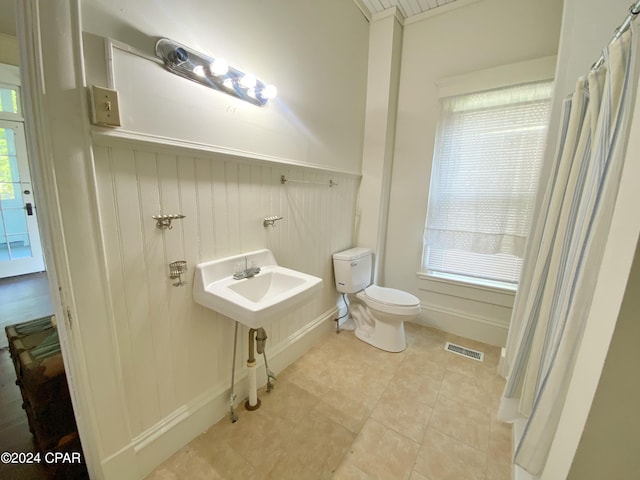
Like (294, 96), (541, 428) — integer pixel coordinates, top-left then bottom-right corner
(262, 84), (278, 99)
(223, 78), (234, 89)
(210, 58), (228, 76)
(240, 73), (257, 89)
(193, 65), (205, 77)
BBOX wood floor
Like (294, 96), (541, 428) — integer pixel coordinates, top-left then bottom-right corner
(0, 272), (53, 480)
(0, 272), (53, 349)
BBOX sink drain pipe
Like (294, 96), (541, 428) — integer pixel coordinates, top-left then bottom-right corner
(245, 328), (262, 410)
(245, 327), (276, 411)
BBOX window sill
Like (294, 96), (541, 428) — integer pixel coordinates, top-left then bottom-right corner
(416, 271), (517, 296)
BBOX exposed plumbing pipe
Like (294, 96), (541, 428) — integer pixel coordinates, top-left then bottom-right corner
(245, 327), (276, 410)
(256, 328), (276, 392)
(229, 321), (239, 422)
(245, 328), (261, 410)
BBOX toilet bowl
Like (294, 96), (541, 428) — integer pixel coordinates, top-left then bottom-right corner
(332, 248), (421, 352)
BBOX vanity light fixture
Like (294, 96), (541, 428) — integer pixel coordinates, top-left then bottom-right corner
(155, 38), (277, 107)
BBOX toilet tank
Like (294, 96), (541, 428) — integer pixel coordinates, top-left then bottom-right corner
(332, 247), (372, 293)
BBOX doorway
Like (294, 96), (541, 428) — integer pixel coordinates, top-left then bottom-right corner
(0, 66), (45, 278)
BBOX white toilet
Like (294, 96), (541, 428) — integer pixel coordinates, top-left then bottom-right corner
(332, 247), (421, 352)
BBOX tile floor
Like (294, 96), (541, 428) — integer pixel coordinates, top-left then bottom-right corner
(146, 323), (511, 480)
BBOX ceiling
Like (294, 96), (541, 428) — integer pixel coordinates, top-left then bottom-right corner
(0, 0), (468, 38)
(353, 0), (463, 21)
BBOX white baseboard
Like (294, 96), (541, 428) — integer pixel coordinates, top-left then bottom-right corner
(101, 307), (337, 479)
(415, 302), (509, 347)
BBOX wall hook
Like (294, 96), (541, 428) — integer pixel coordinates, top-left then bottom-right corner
(153, 214), (185, 230)
(263, 216), (283, 227)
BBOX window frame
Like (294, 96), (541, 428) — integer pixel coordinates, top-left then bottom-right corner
(0, 64), (23, 122)
(419, 57), (556, 291)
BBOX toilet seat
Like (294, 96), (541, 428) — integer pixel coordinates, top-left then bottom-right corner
(359, 285), (420, 316)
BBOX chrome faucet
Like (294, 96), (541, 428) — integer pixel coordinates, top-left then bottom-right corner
(233, 256), (261, 280)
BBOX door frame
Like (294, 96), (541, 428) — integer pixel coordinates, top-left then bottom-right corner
(16, 1), (133, 478)
(0, 115), (45, 277)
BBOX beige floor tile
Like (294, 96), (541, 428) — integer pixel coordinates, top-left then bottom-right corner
(439, 370), (495, 414)
(347, 338), (407, 376)
(405, 327), (450, 364)
(267, 409), (355, 479)
(256, 376), (321, 423)
(486, 459), (511, 480)
(413, 428), (487, 480)
(314, 387), (371, 434)
(346, 418), (420, 480)
(144, 466), (180, 480)
(389, 360), (444, 408)
(401, 349), (448, 381)
(147, 323), (513, 480)
(280, 357), (335, 398)
(329, 360), (394, 410)
(371, 379), (434, 442)
(405, 322), (447, 343)
(480, 345), (502, 371)
(486, 374), (508, 406)
(429, 394), (491, 452)
(444, 351), (483, 378)
(409, 470), (431, 480)
(190, 435), (265, 480)
(219, 408), (296, 472)
(332, 460), (371, 480)
(488, 422), (512, 466)
(148, 445), (225, 480)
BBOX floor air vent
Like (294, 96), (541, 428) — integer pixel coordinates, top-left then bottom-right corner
(445, 342), (484, 362)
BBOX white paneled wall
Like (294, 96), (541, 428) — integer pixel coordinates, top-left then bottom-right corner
(93, 143), (358, 437)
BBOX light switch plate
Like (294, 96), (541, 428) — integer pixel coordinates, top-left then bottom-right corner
(91, 85), (121, 127)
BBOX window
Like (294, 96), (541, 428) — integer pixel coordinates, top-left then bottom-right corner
(421, 81), (552, 287)
(0, 84), (20, 116)
(0, 125), (18, 201)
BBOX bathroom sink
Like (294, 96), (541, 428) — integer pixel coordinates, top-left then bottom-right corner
(193, 249), (322, 328)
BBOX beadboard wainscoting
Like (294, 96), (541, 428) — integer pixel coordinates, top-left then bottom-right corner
(92, 143), (359, 476)
(414, 274), (515, 347)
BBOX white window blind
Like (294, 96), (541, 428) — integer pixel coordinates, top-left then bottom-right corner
(422, 81), (552, 286)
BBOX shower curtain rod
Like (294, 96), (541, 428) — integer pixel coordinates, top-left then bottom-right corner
(592, 0), (640, 70)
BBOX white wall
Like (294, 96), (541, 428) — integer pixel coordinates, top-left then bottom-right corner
(93, 143), (359, 436)
(0, 0), (18, 65)
(93, 144), (359, 476)
(381, 0), (563, 345)
(82, 0), (368, 473)
(567, 241), (640, 479)
(81, 0), (368, 174)
(356, 9), (403, 281)
(0, 33), (19, 65)
(20, 1), (368, 478)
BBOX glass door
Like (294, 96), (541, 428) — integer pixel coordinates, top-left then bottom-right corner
(0, 119), (44, 277)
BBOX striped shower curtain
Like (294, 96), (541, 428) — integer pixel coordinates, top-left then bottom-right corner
(497, 23), (640, 475)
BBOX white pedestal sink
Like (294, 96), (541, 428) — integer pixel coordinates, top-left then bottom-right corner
(194, 249), (323, 417)
(193, 249), (322, 328)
